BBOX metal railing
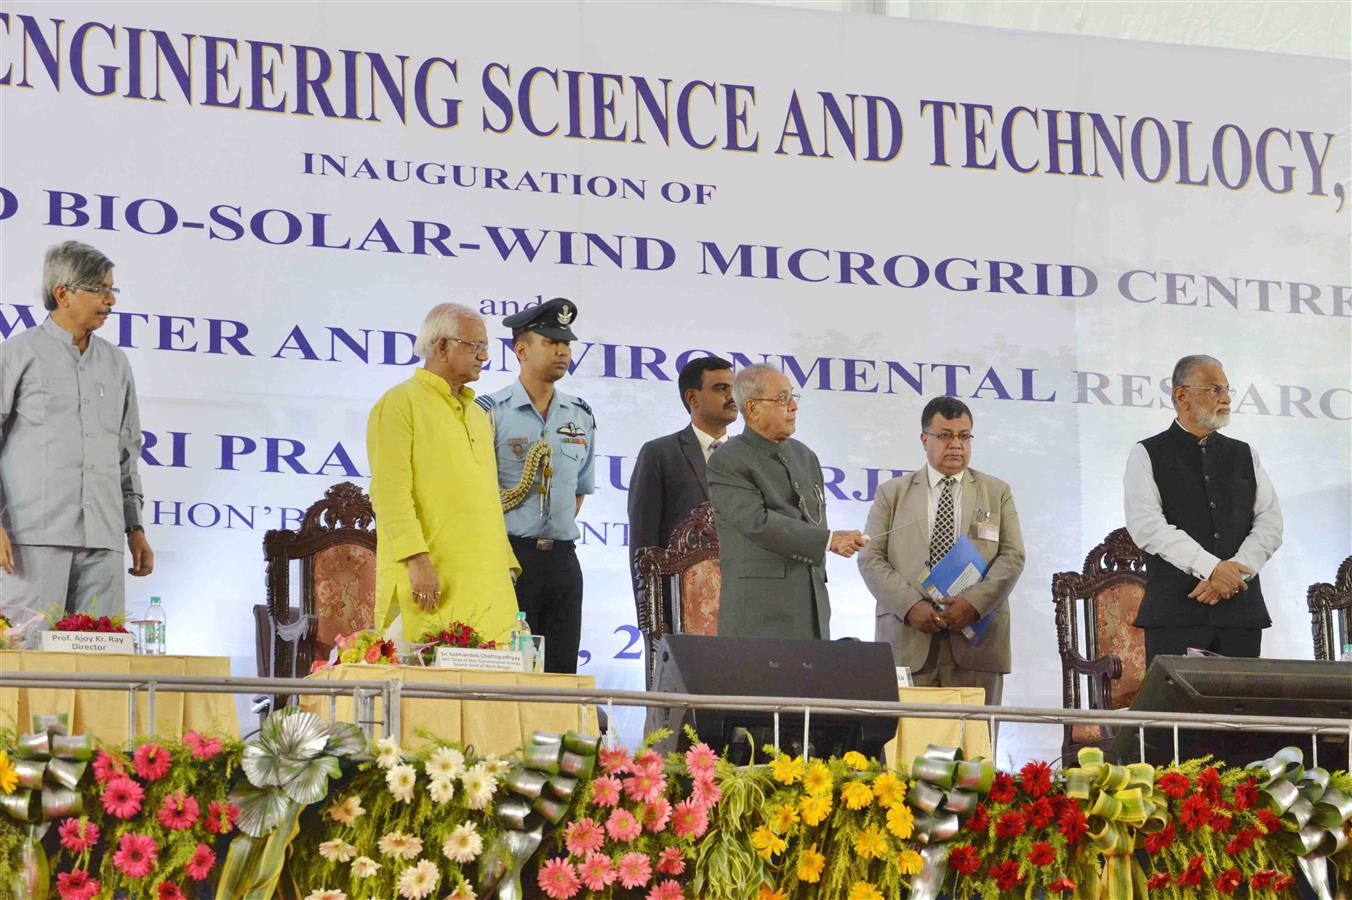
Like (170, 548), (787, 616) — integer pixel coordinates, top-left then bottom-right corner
(2, 669), (1349, 769)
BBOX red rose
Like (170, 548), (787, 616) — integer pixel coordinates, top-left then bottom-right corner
(1027, 841), (1054, 867)
(989, 772), (1016, 804)
(1198, 767), (1222, 802)
(1019, 760), (1052, 798)
(1158, 771), (1191, 798)
(1147, 873), (1171, 890)
(1048, 877), (1077, 893)
(1232, 778), (1258, 811)
(1144, 823), (1176, 854)
(965, 804), (989, 834)
(1249, 870), (1277, 890)
(948, 844), (981, 875)
(1215, 868), (1242, 895)
(995, 810), (1026, 839)
(1179, 794), (1211, 830)
(987, 860), (1023, 890)
(1176, 855), (1205, 887)
(1058, 803), (1089, 844)
(1024, 797), (1055, 829)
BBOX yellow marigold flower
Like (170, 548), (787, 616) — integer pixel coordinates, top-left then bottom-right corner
(797, 843), (826, 883)
(0, 750), (17, 795)
(799, 792), (833, 826)
(770, 755), (805, 786)
(872, 772), (905, 809)
(853, 825), (888, 860)
(803, 760), (834, 796)
(897, 847), (924, 875)
(842, 750), (870, 770)
(751, 825), (788, 860)
(886, 802), (916, 839)
(848, 882), (884, 900)
(769, 802), (800, 834)
(840, 780), (874, 810)
(758, 886), (787, 900)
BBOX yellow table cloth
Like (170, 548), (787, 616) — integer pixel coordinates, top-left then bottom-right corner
(0, 650), (238, 743)
(302, 663), (598, 755)
(884, 685), (992, 770)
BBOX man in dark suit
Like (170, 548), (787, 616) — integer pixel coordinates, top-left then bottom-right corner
(627, 356), (737, 629)
(707, 364), (867, 640)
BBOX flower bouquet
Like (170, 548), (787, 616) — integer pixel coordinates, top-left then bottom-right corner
(0, 606), (45, 648)
(412, 622), (497, 666)
(50, 613), (130, 633)
(41, 609), (136, 653)
(336, 630), (399, 666)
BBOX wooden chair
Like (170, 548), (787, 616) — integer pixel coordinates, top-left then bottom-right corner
(256, 482), (377, 712)
(1050, 528), (1148, 761)
(634, 502), (722, 686)
(1308, 555), (1352, 661)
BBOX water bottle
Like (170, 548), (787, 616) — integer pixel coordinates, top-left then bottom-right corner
(1341, 643), (1352, 663)
(143, 596), (167, 655)
(510, 611), (531, 651)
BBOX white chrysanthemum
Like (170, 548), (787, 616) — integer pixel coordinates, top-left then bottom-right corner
(303, 891), (347, 900)
(318, 838), (356, 862)
(386, 763), (417, 803)
(428, 775), (456, 805)
(461, 762), (498, 810)
(397, 859), (440, 899)
(375, 737), (404, 769)
(350, 856), (381, 878)
(480, 754), (512, 779)
(442, 821), (484, 864)
(447, 883), (478, 900)
(426, 746), (466, 781)
(377, 831), (423, 861)
(326, 795), (365, 825)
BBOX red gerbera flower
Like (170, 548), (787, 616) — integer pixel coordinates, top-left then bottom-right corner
(1256, 808), (1283, 834)
(91, 751), (125, 784)
(988, 860), (1023, 890)
(157, 792), (200, 830)
(995, 810), (1026, 839)
(1249, 870), (1278, 890)
(1024, 797), (1055, 829)
(965, 803), (989, 834)
(1028, 841), (1055, 867)
(112, 833), (158, 879)
(1225, 827), (1258, 855)
(1215, 868), (1243, 895)
(1176, 854), (1205, 887)
(1019, 760), (1053, 798)
(133, 743), (171, 782)
(1057, 803), (1088, 843)
(1272, 875), (1296, 891)
(1144, 823), (1176, 854)
(1178, 794), (1211, 830)
(101, 776), (144, 820)
(989, 772), (1016, 804)
(1157, 771), (1190, 798)
(157, 884), (186, 900)
(948, 844), (981, 875)
(55, 869), (100, 900)
(205, 800), (239, 835)
(1232, 778), (1258, 811)
(1208, 810), (1233, 833)
(58, 818), (100, 853)
(1197, 767), (1222, 802)
(1147, 873), (1171, 889)
(186, 843), (216, 881)
(1048, 877), (1078, 893)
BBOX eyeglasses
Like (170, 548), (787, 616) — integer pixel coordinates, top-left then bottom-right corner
(447, 337), (490, 354)
(925, 431), (974, 444)
(750, 393), (800, 408)
(70, 284), (119, 297)
(1181, 384), (1232, 398)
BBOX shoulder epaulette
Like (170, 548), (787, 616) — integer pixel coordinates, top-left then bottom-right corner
(575, 397), (595, 422)
(474, 395), (495, 413)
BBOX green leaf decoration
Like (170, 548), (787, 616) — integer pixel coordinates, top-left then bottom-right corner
(230, 783), (292, 838)
(321, 720), (368, 759)
(278, 753), (341, 806)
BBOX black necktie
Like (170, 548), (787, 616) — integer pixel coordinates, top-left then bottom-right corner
(929, 476), (957, 566)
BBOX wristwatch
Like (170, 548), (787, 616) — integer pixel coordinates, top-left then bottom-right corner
(126, 525), (144, 535)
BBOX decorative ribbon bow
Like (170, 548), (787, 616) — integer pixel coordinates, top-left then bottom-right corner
(904, 744), (995, 900)
(1064, 747), (1164, 900)
(1246, 746), (1352, 900)
(1, 714), (93, 900)
(477, 730), (599, 900)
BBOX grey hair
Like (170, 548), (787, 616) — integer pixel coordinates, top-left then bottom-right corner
(42, 241), (113, 311)
(733, 363), (782, 411)
(1171, 354), (1223, 407)
(414, 303), (480, 359)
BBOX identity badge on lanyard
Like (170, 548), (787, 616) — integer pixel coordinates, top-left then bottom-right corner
(974, 508), (999, 542)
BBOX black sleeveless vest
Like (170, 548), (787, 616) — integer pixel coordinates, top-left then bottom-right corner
(1133, 421), (1270, 629)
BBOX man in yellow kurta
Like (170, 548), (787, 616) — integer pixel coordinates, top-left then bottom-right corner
(367, 303), (519, 645)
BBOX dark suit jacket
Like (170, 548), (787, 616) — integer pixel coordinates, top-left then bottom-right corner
(627, 424), (713, 620)
(707, 429), (831, 640)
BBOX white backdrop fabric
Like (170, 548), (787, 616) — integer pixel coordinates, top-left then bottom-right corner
(1, 2), (1348, 761)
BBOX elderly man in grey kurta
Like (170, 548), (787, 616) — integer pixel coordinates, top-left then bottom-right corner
(0, 241), (153, 621)
(706, 364), (867, 639)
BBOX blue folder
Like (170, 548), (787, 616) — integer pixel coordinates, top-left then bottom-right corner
(920, 536), (995, 644)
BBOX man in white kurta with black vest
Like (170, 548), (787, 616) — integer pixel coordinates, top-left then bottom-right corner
(1124, 354), (1283, 666)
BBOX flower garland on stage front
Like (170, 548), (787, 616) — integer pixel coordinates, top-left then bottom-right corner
(1, 714), (1350, 899)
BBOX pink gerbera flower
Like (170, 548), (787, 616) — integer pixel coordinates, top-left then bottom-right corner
(55, 869), (100, 900)
(605, 808), (642, 843)
(578, 852), (616, 891)
(536, 857), (581, 899)
(624, 771), (667, 804)
(599, 746), (633, 774)
(157, 792), (200, 830)
(671, 798), (709, 838)
(691, 776), (721, 807)
(643, 798), (672, 833)
(132, 743), (171, 782)
(91, 751), (125, 784)
(101, 776), (145, 819)
(648, 880), (684, 900)
(58, 818), (100, 853)
(591, 776), (622, 808)
(616, 851), (653, 889)
(632, 749), (664, 778)
(184, 730), (223, 760)
(157, 884), (186, 900)
(656, 847), (686, 876)
(564, 817), (605, 856)
(112, 833), (159, 879)
(186, 843), (216, 880)
(684, 743), (717, 780)
(205, 800), (239, 834)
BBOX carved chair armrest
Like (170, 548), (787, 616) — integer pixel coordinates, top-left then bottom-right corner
(1062, 647), (1123, 712)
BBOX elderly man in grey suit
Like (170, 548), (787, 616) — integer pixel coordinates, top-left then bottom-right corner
(707, 364), (867, 639)
(858, 396), (1023, 705)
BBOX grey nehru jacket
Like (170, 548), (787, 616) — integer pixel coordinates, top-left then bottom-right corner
(0, 316), (144, 551)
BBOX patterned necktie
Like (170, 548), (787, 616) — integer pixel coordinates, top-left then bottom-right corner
(929, 476), (957, 566)
(706, 439), (721, 461)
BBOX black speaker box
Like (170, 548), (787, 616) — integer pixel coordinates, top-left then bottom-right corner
(646, 634), (900, 762)
(1110, 656), (1352, 766)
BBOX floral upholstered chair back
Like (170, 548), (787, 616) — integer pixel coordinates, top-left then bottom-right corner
(1307, 555), (1352, 661)
(635, 503), (720, 686)
(1050, 528), (1148, 758)
(260, 482), (377, 683)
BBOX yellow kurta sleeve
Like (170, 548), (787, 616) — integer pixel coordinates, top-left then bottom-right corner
(367, 392), (430, 563)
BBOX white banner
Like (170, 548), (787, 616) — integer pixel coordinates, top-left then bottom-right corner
(1, 2), (1348, 758)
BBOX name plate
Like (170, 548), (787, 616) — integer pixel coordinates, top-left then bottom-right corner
(41, 631), (136, 654)
(434, 647), (525, 672)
